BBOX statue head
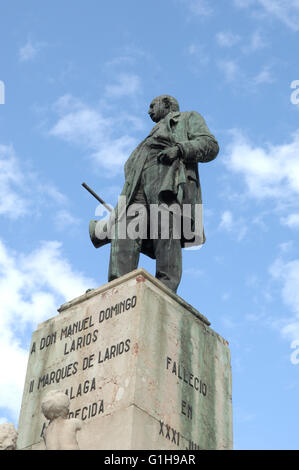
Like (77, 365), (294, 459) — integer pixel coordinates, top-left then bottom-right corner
(0, 423), (18, 450)
(41, 390), (70, 421)
(148, 95), (180, 123)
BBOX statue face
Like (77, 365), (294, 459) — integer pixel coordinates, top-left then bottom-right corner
(148, 97), (170, 123)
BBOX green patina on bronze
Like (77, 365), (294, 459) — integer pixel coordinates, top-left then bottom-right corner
(89, 95), (219, 293)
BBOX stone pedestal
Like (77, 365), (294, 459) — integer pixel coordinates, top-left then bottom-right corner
(17, 268), (233, 450)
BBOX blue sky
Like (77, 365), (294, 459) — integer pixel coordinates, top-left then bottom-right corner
(0, 0), (299, 450)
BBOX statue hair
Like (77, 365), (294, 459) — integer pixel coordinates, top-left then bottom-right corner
(154, 95), (180, 112)
(41, 390), (70, 421)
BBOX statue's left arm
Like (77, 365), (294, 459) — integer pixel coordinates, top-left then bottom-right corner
(176, 111), (219, 163)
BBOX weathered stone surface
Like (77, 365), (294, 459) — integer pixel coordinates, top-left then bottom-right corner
(41, 390), (82, 450)
(17, 268), (232, 450)
(0, 423), (18, 450)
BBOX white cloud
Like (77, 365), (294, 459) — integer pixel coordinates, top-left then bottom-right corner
(184, 0), (213, 16)
(216, 31), (241, 47)
(21, 241), (93, 301)
(219, 210), (248, 241)
(184, 267), (204, 277)
(234, 0), (299, 31)
(39, 184), (68, 206)
(0, 145), (29, 218)
(104, 73), (141, 98)
(279, 241), (294, 253)
(217, 60), (242, 83)
(241, 30), (268, 54)
(269, 257), (299, 341)
(105, 56), (137, 68)
(0, 336), (28, 422)
(51, 102), (109, 147)
(54, 209), (81, 231)
(252, 65), (275, 85)
(0, 239), (94, 421)
(259, 0), (299, 31)
(219, 210), (234, 231)
(280, 213), (299, 229)
(233, 0), (255, 7)
(217, 59), (275, 89)
(0, 143), (77, 223)
(19, 39), (44, 62)
(49, 94), (140, 174)
(223, 129), (299, 201)
(188, 43), (210, 66)
(215, 29), (267, 54)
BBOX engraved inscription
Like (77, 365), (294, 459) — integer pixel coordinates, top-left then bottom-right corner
(159, 420), (180, 446)
(158, 420), (200, 450)
(98, 296), (137, 324)
(166, 356), (207, 396)
(181, 399), (192, 420)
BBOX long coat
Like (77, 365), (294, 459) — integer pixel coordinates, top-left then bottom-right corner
(89, 110), (219, 258)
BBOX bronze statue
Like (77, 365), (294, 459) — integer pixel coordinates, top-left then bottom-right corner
(88, 95), (219, 293)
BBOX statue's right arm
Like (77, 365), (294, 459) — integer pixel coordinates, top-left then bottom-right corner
(177, 111), (219, 164)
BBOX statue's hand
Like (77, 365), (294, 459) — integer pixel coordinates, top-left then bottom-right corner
(158, 146), (180, 165)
